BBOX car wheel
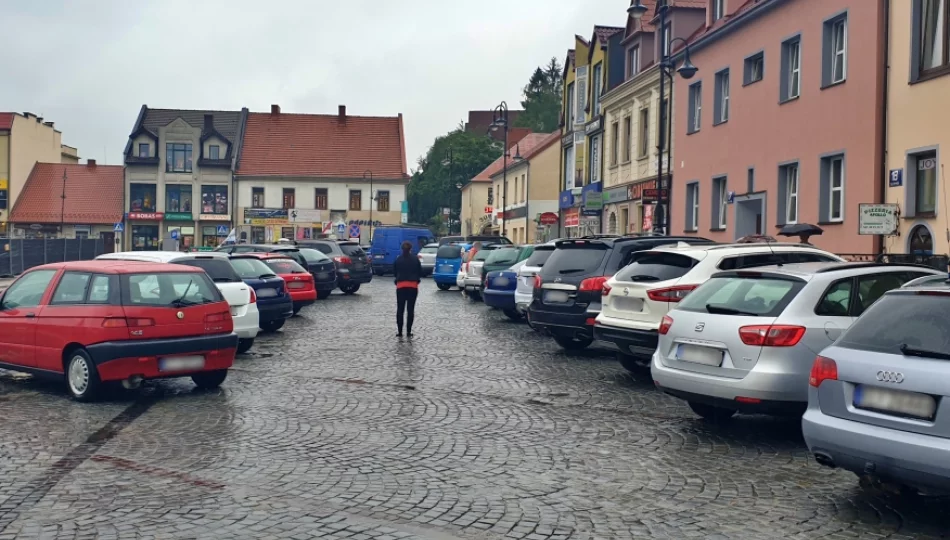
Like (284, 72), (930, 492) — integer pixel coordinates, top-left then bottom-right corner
(468, 291), (482, 301)
(437, 283), (451, 291)
(192, 369), (228, 390)
(341, 283), (360, 295)
(237, 338), (254, 355)
(617, 352), (651, 373)
(261, 320), (285, 333)
(503, 308), (522, 320)
(688, 401), (737, 423)
(65, 349), (101, 402)
(292, 307), (301, 316)
(553, 334), (593, 350)
(317, 290), (331, 300)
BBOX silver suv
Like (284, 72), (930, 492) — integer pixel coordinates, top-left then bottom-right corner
(804, 283), (950, 494)
(652, 262), (941, 421)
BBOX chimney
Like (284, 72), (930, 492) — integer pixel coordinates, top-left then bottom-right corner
(43, 122), (54, 128)
(338, 105), (346, 122)
(271, 104), (280, 115)
(204, 113), (213, 131)
(87, 159), (97, 168)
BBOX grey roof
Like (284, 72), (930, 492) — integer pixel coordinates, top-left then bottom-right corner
(142, 108), (243, 143)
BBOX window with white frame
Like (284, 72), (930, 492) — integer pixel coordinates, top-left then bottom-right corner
(688, 82), (702, 133)
(638, 107), (650, 158)
(782, 163), (799, 224)
(592, 63), (603, 116)
(623, 117), (632, 162)
(714, 69), (730, 124)
(744, 52), (764, 85)
(712, 176), (728, 229)
(566, 82), (576, 126)
(913, 151), (938, 215)
(685, 182), (700, 231)
(628, 46), (640, 78)
(831, 17), (847, 83)
(828, 156), (844, 221)
(611, 122), (620, 165)
(713, 0), (725, 22)
(781, 36), (801, 102)
(917, 0), (950, 78)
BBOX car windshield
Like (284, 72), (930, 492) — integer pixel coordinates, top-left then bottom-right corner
(539, 246), (608, 277)
(677, 276), (805, 317)
(123, 272), (221, 306)
(173, 258), (242, 283)
(340, 244), (365, 257)
(838, 293), (950, 355)
(298, 248), (331, 263)
(264, 258), (307, 274)
(230, 257), (278, 279)
(486, 248), (520, 265)
(437, 245), (462, 259)
(615, 252), (700, 283)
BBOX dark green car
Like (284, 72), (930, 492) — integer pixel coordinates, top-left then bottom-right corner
(479, 245), (535, 291)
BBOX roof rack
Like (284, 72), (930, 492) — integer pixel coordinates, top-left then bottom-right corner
(702, 242), (822, 251)
(813, 261), (944, 273)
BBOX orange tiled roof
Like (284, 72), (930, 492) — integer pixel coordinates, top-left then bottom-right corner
(237, 108), (408, 179)
(473, 133), (557, 182)
(0, 113), (13, 131)
(10, 162), (124, 224)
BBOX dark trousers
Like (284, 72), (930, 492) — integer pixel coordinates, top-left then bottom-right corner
(396, 288), (418, 334)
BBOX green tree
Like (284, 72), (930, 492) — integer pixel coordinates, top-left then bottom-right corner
(513, 57), (563, 133)
(407, 127), (502, 227)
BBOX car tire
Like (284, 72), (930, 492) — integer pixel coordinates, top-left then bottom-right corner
(503, 308), (522, 320)
(617, 352), (651, 373)
(261, 320), (285, 333)
(292, 307), (301, 316)
(192, 369), (228, 390)
(341, 283), (360, 295)
(437, 283), (452, 291)
(237, 339), (254, 355)
(317, 290), (331, 300)
(65, 349), (102, 402)
(688, 401), (736, 423)
(553, 334), (593, 350)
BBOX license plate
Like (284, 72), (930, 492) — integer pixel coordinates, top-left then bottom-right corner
(159, 355), (205, 372)
(353, 264), (364, 270)
(854, 385), (937, 420)
(287, 282), (307, 289)
(257, 288), (277, 298)
(615, 297), (644, 312)
(493, 277), (510, 287)
(440, 265), (453, 273)
(675, 344), (724, 366)
(374, 255), (383, 259)
(316, 273), (329, 280)
(544, 290), (570, 303)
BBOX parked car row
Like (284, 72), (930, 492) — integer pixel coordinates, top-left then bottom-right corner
(451, 234), (950, 494)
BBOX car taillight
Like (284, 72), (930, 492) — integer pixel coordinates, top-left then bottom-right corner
(204, 312), (229, 323)
(102, 318), (127, 328)
(647, 285), (698, 303)
(461, 263), (468, 273)
(534, 275), (542, 289)
(602, 282), (612, 296)
(102, 318), (153, 328)
(334, 256), (352, 265)
(248, 288), (257, 303)
(659, 315), (674, 335)
(809, 355), (838, 387)
(739, 325), (806, 347)
(579, 275), (611, 292)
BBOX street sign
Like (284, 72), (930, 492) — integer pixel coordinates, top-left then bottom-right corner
(349, 224), (361, 238)
(170, 229), (179, 240)
(216, 225), (229, 235)
(889, 169), (903, 187)
(113, 222), (124, 232)
(29, 224), (42, 231)
(337, 223), (346, 236)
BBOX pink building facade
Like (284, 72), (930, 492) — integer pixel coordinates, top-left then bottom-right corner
(671, 0), (886, 254)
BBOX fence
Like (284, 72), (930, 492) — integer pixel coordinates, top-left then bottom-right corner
(0, 238), (110, 277)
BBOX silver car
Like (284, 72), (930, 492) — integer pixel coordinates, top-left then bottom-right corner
(418, 243), (438, 276)
(803, 284), (950, 494)
(652, 262), (941, 421)
(515, 243), (559, 313)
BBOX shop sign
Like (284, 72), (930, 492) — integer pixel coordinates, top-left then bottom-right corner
(244, 208), (288, 225)
(539, 212), (559, 225)
(290, 209), (323, 223)
(628, 182), (652, 201)
(128, 212), (164, 220)
(199, 214), (230, 221)
(484, 206), (493, 214)
(559, 190), (575, 209)
(564, 208), (580, 227)
(502, 207), (528, 220)
(641, 188), (669, 204)
(164, 212), (193, 221)
(561, 133), (574, 147)
(584, 117), (602, 135)
(858, 204), (900, 235)
(584, 194), (603, 211)
(603, 186), (629, 204)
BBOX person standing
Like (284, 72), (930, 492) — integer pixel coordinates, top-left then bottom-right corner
(393, 241), (423, 337)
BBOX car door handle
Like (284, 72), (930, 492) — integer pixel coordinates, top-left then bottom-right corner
(24, 313), (36, 318)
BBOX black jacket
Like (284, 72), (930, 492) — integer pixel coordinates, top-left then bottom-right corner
(393, 253), (423, 283)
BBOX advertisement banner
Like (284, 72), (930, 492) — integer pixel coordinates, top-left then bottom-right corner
(858, 204), (900, 235)
(564, 208), (580, 227)
(244, 208), (288, 225)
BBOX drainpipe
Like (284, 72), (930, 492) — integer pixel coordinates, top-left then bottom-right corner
(525, 160), (531, 242)
(880, 0), (890, 256)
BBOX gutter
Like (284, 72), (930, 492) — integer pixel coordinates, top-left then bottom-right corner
(879, 0), (890, 256)
(669, 0), (782, 62)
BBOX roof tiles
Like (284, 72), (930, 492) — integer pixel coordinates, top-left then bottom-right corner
(473, 133), (557, 182)
(10, 163), (124, 224)
(0, 113), (13, 131)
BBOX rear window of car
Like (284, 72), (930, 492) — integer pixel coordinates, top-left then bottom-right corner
(308, 243), (335, 255)
(437, 245), (462, 259)
(523, 247), (555, 267)
(677, 276), (805, 317)
(486, 248), (520, 265)
(264, 258), (307, 274)
(123, 272), (222, 306)
(838, 293), (950, 355)
(298, 248), (330, 263)
(616, 252), (700, 282)
(230, 257), (277, 279)
(473, 249), (495, 262)
(340, 244), (365, 257)
(173, 258), (241, 283)
(717, 251), (841, 270)
(420, 246), (438, 254)
(539, 245), (609, 278)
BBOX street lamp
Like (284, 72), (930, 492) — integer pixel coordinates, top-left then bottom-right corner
(490, 101), (510, 238)
(442, 147), (461, 235)
(628, 0), (699, 235)
(363, 170), (374, 242)
(455, 181), (464, 236)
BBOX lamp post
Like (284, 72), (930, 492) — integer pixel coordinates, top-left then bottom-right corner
(442, 147), (458, 235)
(490, 101), (510, 238)
(628, 0), (698, 236)
(363, 170), (374, 242)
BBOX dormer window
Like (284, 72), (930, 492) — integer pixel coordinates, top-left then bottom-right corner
(712, 0), (725, 22)
(138, 143), (149, 158)
(209, 145), (220, 160)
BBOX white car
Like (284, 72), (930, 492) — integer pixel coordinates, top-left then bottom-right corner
(514, 242), (558, 313)
(96, 251), (260, 354)
(594, 243), (844, 372)
(417, 243), (438, 276)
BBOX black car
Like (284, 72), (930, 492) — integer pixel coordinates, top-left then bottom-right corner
(296, 248), (338, 300)
(527, 236), (715, 350)
(439, 235), (513, 246)
(297, 240), (372, 294)
(215, 244), (308, 266)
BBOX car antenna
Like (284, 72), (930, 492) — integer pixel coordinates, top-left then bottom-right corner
(766, 237), (782, 267)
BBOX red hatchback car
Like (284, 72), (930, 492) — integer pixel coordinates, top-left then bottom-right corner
(0, 260), (238, 401)
(247, 253), (316, 315)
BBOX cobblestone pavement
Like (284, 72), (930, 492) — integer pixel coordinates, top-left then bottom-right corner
(1, 280), (948, 539)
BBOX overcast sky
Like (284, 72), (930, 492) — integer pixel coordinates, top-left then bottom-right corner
(1, 0), (627, 170)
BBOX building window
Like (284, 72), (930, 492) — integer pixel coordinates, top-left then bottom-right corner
(591, 62), (603, 116)
(778, 163), (800, 225)
(200, 185), (229, 215)
(918, 0), (950, 76)
(0, 188), (7, 210)
(252, 187), (265, 208)
(662, 23), (672, 57)
(611, 122), (620, 165)
(377, 190), (390, 212)
(638, 107), (650, 158)
(688, 82), (702, 134)
(822, 14), (849, 86)
(566, 82), (576, 126)
(628, 46), (640, 78)
(817, 155), (845, 222)
(564, 147), (575, 190)
(165, 143), (193, 173)
(781, 36), (802, 102)
(744, 52), (764, 85)
(314, 188), (328, 210)
(208, 145), (221, 160)
(165, 184), (193, 214)
(522, 174), (526, 202)
(909, 224), (935, 253)
(714, 70), (730, 124)
(622, 117), (632, 162)
(574, 66), (588, 125)
(747, 167), (755, 193)
(911, 151), (938, 215)
(620, 207), (629, 234)
(608, 212), (618, 234)
(685, 182), (699, 231)
(129, 183), (157, 213)
(590, 135), (601, 183)
(138, 143), (149, 158)
(131, 225), (159, 251)
(712, 176), (727, 229)
(487, 186), (494, 205)
(713, 0), (725, 22)
(349, 190), (362, 211)
(282, 188), (295, 209)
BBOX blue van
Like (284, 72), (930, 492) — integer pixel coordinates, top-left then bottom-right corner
(371, 226), (434, 275)
(433, 243), (470, 290)
(229, 255), (294, 332)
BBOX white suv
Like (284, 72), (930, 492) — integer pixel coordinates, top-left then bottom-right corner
(96, 251), (260, 354)
(594, 243), (844, 372)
